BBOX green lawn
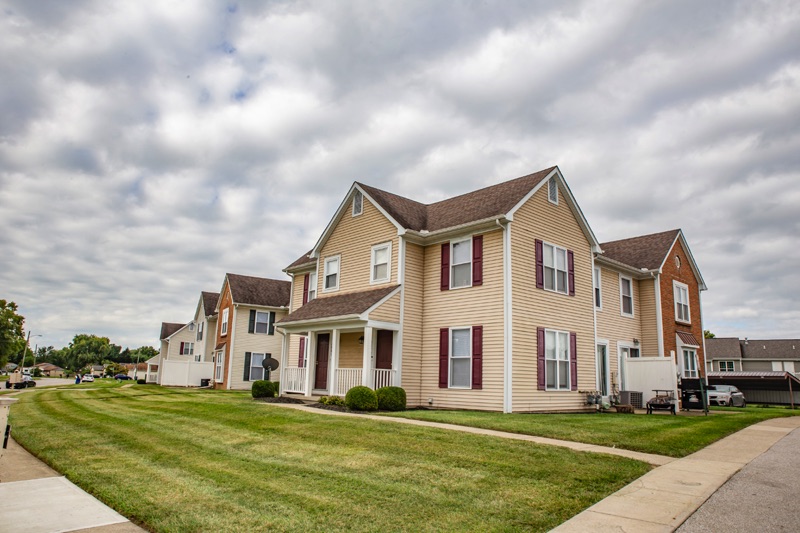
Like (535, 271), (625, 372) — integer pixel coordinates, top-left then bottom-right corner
(381, 406), (799, 457)
(9, 384), (649, 532)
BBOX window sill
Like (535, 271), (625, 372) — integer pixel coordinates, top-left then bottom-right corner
(449, 283), (473, 290)
(675, 319), (692, 326)
(620, 313), (635, 318)
(543, 287), (569, 296)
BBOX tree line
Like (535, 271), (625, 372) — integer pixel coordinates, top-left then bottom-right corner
(1, 299), (158, 373)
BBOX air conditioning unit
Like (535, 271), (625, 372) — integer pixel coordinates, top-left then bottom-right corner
(620, 391), (643, 409)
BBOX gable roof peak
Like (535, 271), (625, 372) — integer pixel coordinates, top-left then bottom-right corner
(225, 273), (291, 308)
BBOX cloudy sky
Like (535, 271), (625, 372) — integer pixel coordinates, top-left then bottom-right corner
(1, 0), (798, 350)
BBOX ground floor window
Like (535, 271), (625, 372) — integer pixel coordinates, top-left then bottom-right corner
(250, 353), (266, 381)
(450, 328), (472, 388)
(620, 346), (640, 358)
(683, 349), (698, 378)
(214, 351), (224, 382)
(546, 330), (570, 390)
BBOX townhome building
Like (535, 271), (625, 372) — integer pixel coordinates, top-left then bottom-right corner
(212, 273), (291, 390)
(594, 229), (707, 404)
(277, 166), (604, 413)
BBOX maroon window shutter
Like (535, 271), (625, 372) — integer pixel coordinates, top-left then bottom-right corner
(440, 243), (450, 291)
(298, 337), (306, 367)
(472, 235), (483, 286)
(535, 239), (544, 289)
(302, 273), (309, 305)
(570, 332), (578, 391)
(537, 327), (545, 390)
(439, 328), (449, 388)
(471, 325), (483, 389)
(568, 250), (575, 296)
(179, 342), (184, 355)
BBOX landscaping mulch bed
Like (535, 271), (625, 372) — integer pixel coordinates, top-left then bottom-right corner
(258, 396), (306, 404)
(309, 402), (351, 412)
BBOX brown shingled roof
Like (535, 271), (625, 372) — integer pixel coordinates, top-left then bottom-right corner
(160, 322), (185, 340)
(357, 166), (556, 232)
(741, 339), (800, 360)
(201, 291), (219, 317)
(705, 338), (744, 359)
(600, 229), (680, 270)
(277, 285), (399, 325)
(285, 250), (316, 271)
(227, 274), (291, 308)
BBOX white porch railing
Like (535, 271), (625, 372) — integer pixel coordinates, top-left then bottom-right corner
(146, 372), (158, 383)
(373, 368), (394, 389)
(284, 367), (307, 394)
(335, 368), (363, 396)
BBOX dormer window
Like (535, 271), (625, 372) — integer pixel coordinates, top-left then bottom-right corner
(353, 190), (363, 216)
(548, 177), (558, 205)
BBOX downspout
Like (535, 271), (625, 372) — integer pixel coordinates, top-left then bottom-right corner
(652, 272), (665, 358)
(497, 218), (513, 413)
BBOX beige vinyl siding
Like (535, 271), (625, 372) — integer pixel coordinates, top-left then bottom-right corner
(420, 229), (504, 412)
(167, 327), (196, 360)
(318, 196), (398, 296)
(637, 278), (659, 357)
(401, 242), (424, 406)
(291, 272), (305, 313)
(742, 361), (773, 372)
(368, 292), (401, 323)
(228, 307), (286, 390)
(337, 333), (362, 368)
(510, 183), (596, 412)
(286, 334), (305, 369)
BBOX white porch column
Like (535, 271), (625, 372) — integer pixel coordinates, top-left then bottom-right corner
(330, 329), (340, 396)
(392, 330), (401, 387)
(362, 326), (374, 388)
(304, 331), (317, 397)
(279, 331), (289, 395)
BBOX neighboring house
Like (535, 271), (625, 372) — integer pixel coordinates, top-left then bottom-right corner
(706, 337), (800, 405)
(157, 322), (189, 383)
(90, 364), (105, 377)
(594, 229), (707, 403)
(121, 362), (148, 380)
(277, 166), (602, 413)
(33, 362), (65, 377)
(212, 273), (291, 390)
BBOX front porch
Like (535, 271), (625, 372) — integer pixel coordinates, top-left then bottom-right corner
(281, 326), (400, 397)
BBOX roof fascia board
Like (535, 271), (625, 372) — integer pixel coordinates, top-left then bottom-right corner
(283, 261), (316, 274)
(276, 314), (363, 330)
(234, 303), (289, 311)
(506, 167), (601, 252)
(403, 218), (504, 245)
(166, 323), (191, 341)
(311, 183), (405, 258)
(660, 231), (707, 291)
(594, 255), (656, 278)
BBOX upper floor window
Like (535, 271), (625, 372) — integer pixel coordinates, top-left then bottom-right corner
(593, 267), (602, 309)
(371, 242), (392, 283)
(544, 243), (568, 294)
(196, 321), (204, 341)
(221, 308), (229, 335)
(674, 282), (690, 323)
(451, 239), (472, 288)
(308, 272), (317, 301)
(180, 342), (194, 356)
(545, 329), (571, 390)
(620, 275), (634, 316)
(324, 256), (340, 291)
(254, 311), (271, 334)
(548, 177), (558, 204)
(352, 190), (363, 216)
(719, 361), (735, 372)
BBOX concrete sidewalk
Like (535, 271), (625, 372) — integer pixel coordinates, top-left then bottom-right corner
(0, 438), (145, 533)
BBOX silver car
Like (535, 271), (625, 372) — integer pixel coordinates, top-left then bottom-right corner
(708, 385), (746, 407)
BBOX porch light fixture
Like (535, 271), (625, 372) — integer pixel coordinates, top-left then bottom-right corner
(633, 338), (640, 345)
(358, 336), (364, 345)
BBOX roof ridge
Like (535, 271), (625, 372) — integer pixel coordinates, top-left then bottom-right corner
(600, 228), (681, 246)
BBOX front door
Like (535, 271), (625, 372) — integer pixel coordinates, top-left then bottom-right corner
(596, 344), (609, 396)
(315, 333), (330, 390)
(376, 330), (393, 370)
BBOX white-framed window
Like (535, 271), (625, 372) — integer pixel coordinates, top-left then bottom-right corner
(593, 267), (602, 309)
(308, 272), (317, 301)
(719, 361), (735, 372)
(214, 351), (224, 382)
(674, 281), (690, 323)
(545, 329), (570, 390)
(250, 353), (266, 381)
(371, 242), (392, 283)
(196, 321), (204, 341)
(620, 346), (640, 358)
(450, 238), (472, 289)
(619, 275), (634, 316)
(194, 353), (201, 362)
(543, 243), (568, 294)
(352, 190), (363, 216)
(683, 349), (698, 378)
(181, 342), (194, 356)
(324, 256), (340, 291)
(548, 176), (558, 204)
(254, 311), (270, 334)
(449, 327), (472, 388)
(221, 308), (229, 335)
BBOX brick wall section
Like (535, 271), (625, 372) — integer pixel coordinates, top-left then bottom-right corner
(660, 239), (705, 374)
(214, 285), (234, 389)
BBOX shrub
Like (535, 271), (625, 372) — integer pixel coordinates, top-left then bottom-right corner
(272, 381), (280, 394)
(251, 380), (275, 398)
(319, 395), (346, 406)
(345, 386), (378, 411)
(136, 379), (146, 385)
(376, 386), (407, 411)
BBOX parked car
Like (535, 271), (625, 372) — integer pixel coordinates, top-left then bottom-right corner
(82, 374), (95, 382)
(114, 374), (133, 380)
(708, 385), (746, 407)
